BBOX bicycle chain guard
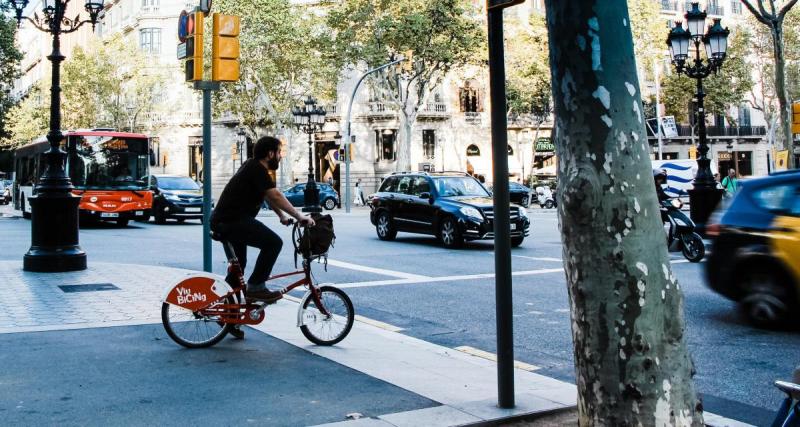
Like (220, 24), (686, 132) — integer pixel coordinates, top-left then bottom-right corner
(163, 275), (233, 312)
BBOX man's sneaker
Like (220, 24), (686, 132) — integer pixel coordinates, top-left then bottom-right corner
(246, 283), (282, 303)
(230, 327), (245, 340)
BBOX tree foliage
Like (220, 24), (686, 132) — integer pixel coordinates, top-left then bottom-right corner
(0, 79), (49, 149)
(505, 13), (551, 119)
(323, 0), (483, 171)
(0, 14), (23, 140)
(61, 35), (166, 131)
(213, 0), (338, 138)
(661, 28), (753, 125)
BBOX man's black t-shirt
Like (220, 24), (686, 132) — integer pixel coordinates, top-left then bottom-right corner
(211, 159), (275, 224)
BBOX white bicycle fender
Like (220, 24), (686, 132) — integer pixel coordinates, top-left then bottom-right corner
(296, 290), (313, 327)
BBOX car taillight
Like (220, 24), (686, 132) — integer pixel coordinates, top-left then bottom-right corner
(705, 223), (722, 237)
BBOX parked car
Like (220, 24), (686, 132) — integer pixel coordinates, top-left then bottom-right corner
(489, 182), (533, 208)
(283, 182), (339, 210)
(149, 175), (204, 224)
(704, 170), (800, 328)
(369, 172), (530, 248)
(0, 182), (10, 205)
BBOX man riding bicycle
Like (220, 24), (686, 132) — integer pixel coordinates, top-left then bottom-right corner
(210, 136), (315, 304)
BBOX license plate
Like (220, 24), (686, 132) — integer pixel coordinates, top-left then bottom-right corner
(510, 223), (517, 230)
(185, 207), (201, 213)
(135, 211), (143, 215)
(100, 212), (119, 218)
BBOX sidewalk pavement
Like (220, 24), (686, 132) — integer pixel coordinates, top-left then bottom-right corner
(0, 261), (576, 426)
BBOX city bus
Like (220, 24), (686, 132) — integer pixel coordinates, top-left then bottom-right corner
(14, 130), (154, 226)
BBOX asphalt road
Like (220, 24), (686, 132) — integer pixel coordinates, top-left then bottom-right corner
(1, 205), (795, 425)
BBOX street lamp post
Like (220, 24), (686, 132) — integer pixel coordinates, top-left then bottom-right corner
(291, 96), (326, 213)
(667, 2), (729, 232)
(126, 103), (135, 132)
(236, 126), (246, 173)
(8, 0), (104, 272)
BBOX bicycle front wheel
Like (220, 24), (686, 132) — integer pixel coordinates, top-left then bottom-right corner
(300, 286), (354, 346)
(161, 296), (234, 348)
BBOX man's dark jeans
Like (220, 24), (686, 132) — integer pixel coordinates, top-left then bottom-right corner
(213, 217), (282, 286)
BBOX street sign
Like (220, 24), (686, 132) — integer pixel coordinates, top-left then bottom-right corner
(660, 116), (678, 138)
(178, 10), (189, 43)
(177, 42), (187, 59)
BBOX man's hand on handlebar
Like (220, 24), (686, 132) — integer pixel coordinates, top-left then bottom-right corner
(280, 216), (295, 226)
(298, 215), (315, 227)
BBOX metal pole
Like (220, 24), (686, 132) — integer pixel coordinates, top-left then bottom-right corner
(202, 87), (212, 272)
(487, 3), (514, 409)
(343, 57), (406, 213)
(194, 81), (219, 272)
(655, 60), (663, 160)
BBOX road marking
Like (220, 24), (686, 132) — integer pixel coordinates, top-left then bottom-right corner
(334, 268), (565, 289)
(455, 346), (540, 371)
(512, 255), (563, 262)
(327, 258), (431, 280)
(355, 315), (404, 332)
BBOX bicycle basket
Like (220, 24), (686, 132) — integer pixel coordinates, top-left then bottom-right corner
(294, 213), (335, 260)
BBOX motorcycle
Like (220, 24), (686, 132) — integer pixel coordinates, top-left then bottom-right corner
(660, 198), (705, 262)
(535, 186), (557, 209)
(771, 367), (800, 427)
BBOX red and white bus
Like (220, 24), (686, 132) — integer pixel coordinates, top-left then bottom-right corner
(14, 130), (154, 226)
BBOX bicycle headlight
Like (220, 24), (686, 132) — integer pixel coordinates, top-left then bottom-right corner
(460, 206), (483, 221)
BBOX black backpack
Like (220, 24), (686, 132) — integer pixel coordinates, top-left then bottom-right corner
(294, 213), (335, 260)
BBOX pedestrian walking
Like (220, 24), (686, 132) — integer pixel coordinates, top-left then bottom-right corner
(721, 168), (739, 198)
(355, 179), (366, 206)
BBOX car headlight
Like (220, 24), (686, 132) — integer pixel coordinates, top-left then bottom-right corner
(517, 207), (528, 218)
(460, 206), (483, 220)
(164, 194), (181, 202)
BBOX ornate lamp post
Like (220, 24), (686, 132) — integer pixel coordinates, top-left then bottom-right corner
(8, 0), (104, 272)
(667, 2), (729, 232)
(291, 96), (326, 213)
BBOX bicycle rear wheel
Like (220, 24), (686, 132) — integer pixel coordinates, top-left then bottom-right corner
(161, 296), (235, 348)
(300, 286), (354, 346)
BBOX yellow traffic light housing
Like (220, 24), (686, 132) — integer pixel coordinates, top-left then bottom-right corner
(185, 11), (204, 82)
(212, 13), (240, 82)
(792, 102), (800, 134)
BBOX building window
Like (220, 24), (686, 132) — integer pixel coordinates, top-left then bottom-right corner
(731, 0), (742, 14)
(459, 80), (482, 113)
(139, 28), (161, 54)
(423, 130), (435, 160)
(375, 129), (396, 161)
(142, 0), (159, 12)
(718, 150), (752, 177)
(738, 104), (751, 127)
(507, 145), (514, 156)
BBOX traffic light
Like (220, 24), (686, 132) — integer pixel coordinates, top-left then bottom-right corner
(792, 102), (800, 134)
(212, 13), (240, 82)
(338, 144), (355, 162)
(185, 11), (204, 82)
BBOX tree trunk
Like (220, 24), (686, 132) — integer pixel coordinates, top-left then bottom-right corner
(544, 2), (703, 425)
(396, 110), (414, 172)
(771, 23), (796, 168)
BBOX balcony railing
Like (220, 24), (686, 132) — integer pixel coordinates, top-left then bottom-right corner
(646, 124), (767, 137)
(661, 0), (679, 11)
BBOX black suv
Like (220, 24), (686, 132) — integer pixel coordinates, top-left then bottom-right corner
(149, 175), (204, 224)
(369, 172), (530, 248)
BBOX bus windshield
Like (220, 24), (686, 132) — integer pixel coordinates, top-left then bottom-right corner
(67, 136), (149, 190)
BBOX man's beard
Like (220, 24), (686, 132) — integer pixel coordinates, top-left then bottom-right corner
(267, 157), (280, 170)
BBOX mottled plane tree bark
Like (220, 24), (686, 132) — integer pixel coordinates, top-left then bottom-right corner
(543, 1), (703, 425)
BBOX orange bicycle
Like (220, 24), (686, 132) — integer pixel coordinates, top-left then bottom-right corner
(161, 222), (354, 348)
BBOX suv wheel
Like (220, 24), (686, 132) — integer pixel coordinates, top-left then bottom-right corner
(439, 217), (464, 249)
(544, 200), (554, 209)
(520, 195), (530, 208)
(376, 212), (397, 241)
(323, 198), (336, 210)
